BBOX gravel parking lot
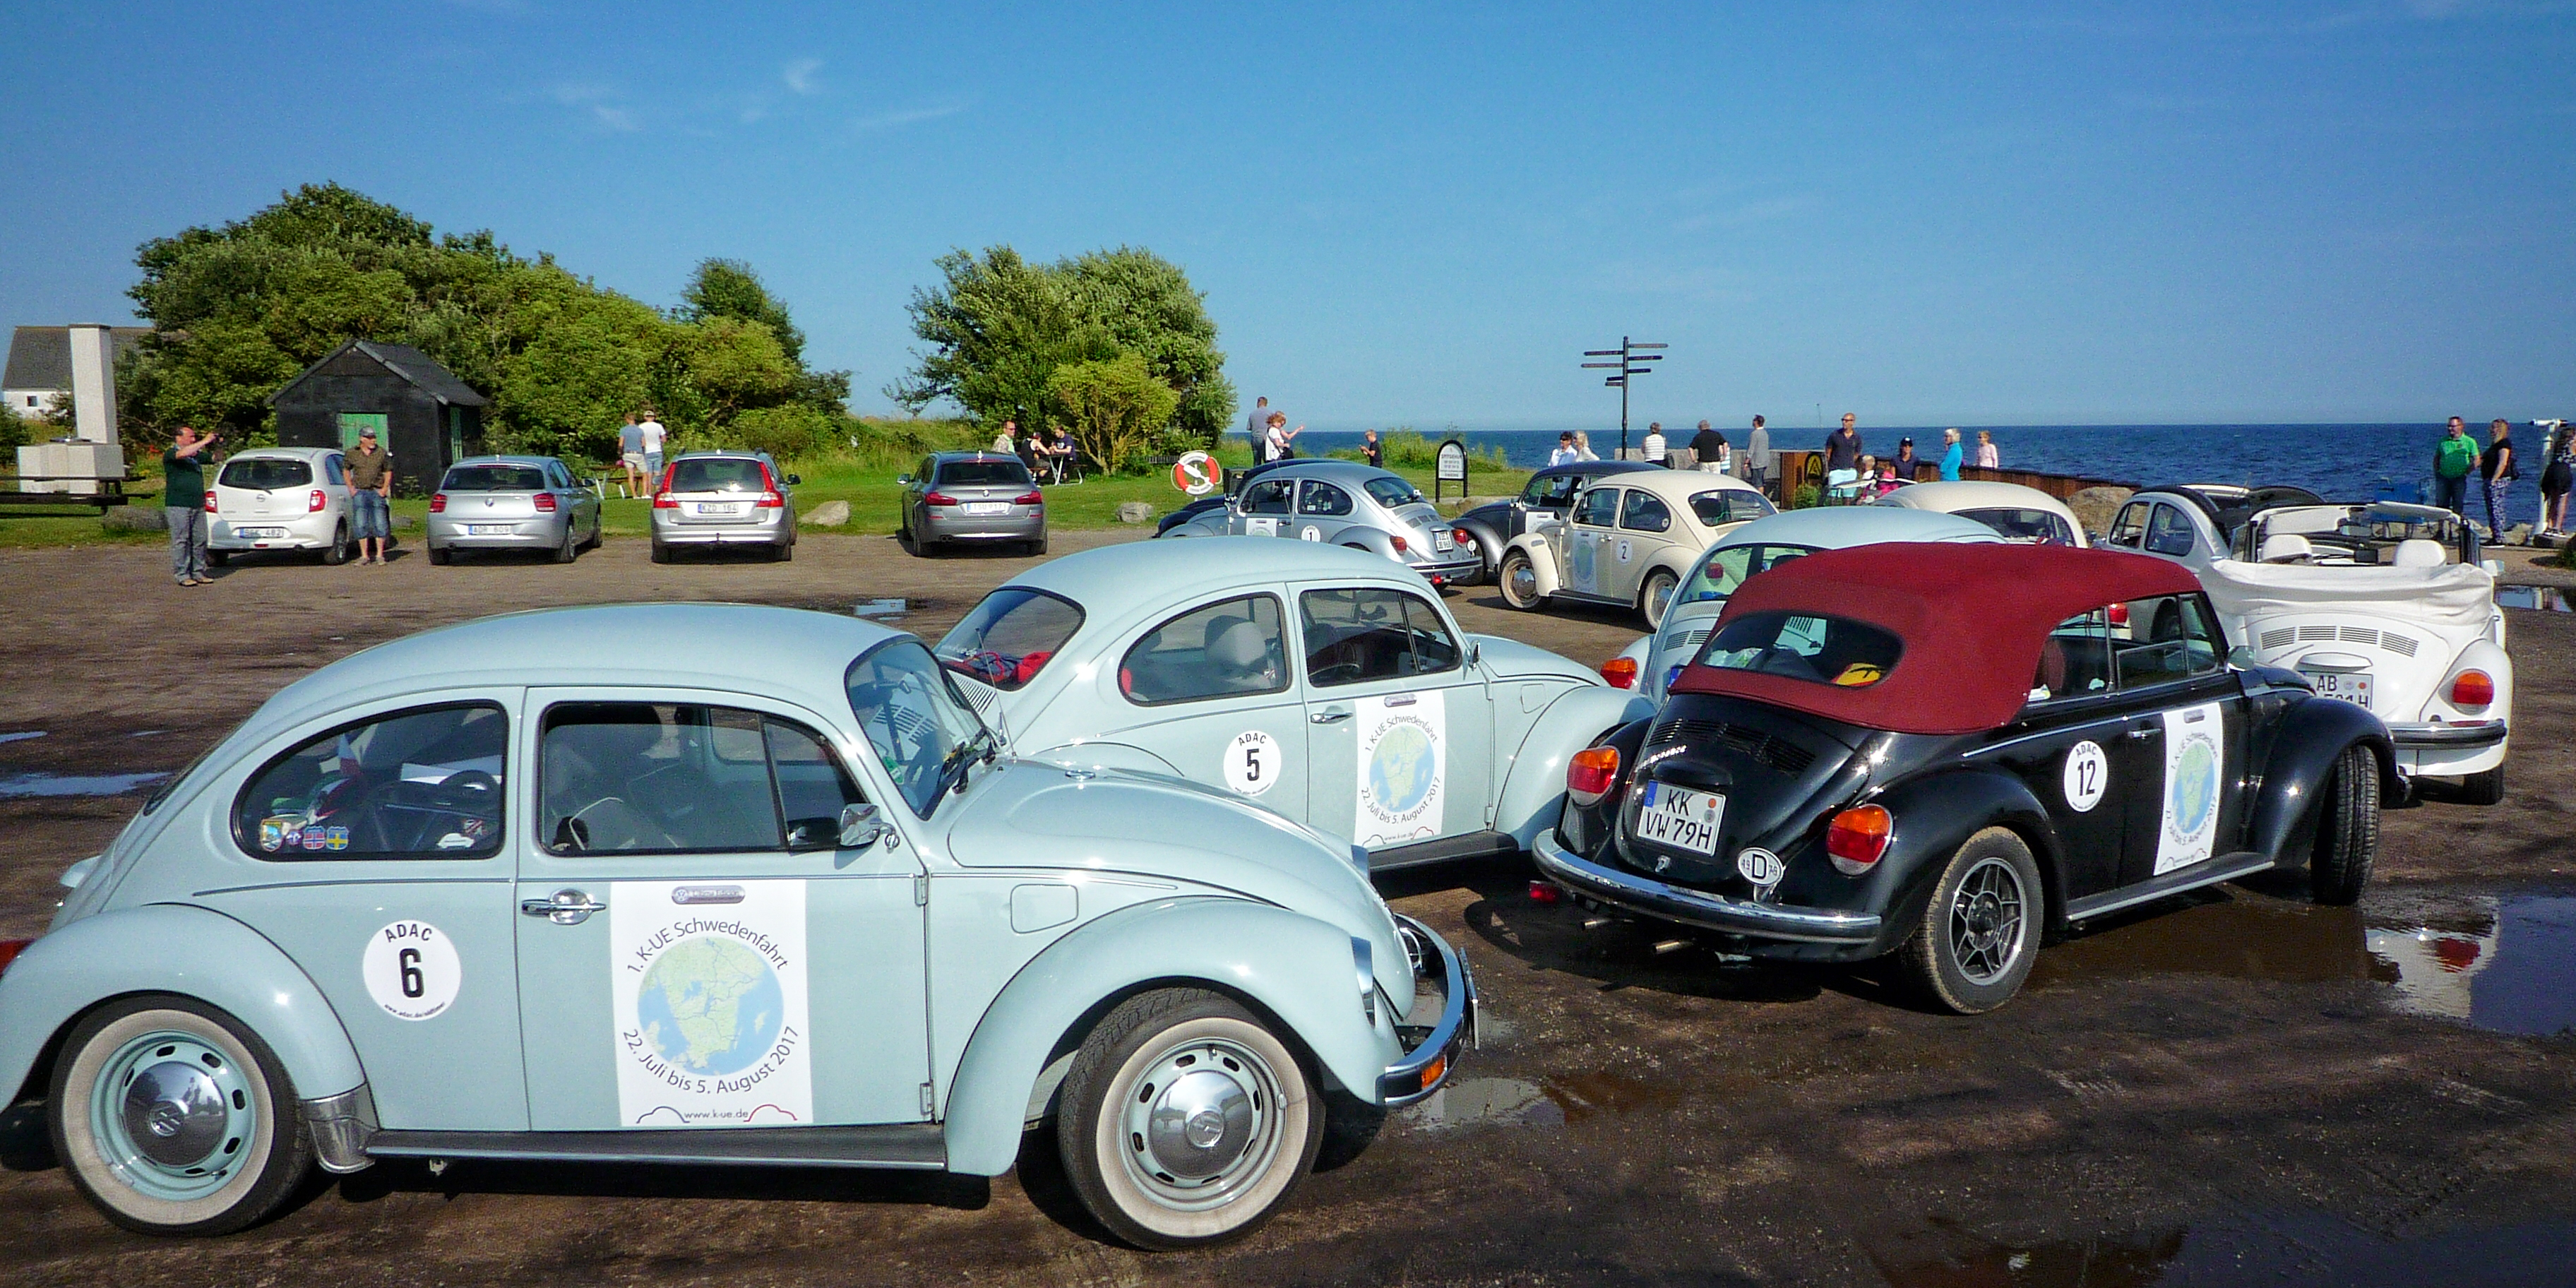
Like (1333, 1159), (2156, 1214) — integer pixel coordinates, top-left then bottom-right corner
(3, 532), (2572, 1286)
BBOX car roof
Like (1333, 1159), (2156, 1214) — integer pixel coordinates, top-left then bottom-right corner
(1582, 469), (1764, 501)
(1010, 537), (1431, 606)
(220, 446), (339, 462)
(1712, 506), (2003, 549)
(1534, 460), (1656, 479)
(929, 451), (1029, 466)
(1876, 480), (2080, 518)
(1246, 459), (1412, 487)
(448, 455), (561, 468)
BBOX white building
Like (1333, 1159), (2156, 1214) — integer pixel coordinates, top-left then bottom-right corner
(4, 325), (148, 427)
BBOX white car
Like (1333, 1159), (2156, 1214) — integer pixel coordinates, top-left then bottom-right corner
(1497, 470), (1775, 626)
(1602, 507), (2005, 703)
(1869, 479), (2089, 547)
(206, 447), (356, 566)
(2102, 486), (2510, 803)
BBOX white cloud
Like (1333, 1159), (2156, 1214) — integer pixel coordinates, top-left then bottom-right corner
(783, 58), (823, 95)
(854, 103), (965, 133)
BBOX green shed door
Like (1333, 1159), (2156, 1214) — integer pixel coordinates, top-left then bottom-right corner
(337, 413), (388, 451)
(446, 407), (467, 463)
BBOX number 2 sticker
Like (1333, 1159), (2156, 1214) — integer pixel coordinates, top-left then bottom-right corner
(363, 920), (461, 1021)
(2062, 741), (2109, 813)
(1224, 730), (1282, 797)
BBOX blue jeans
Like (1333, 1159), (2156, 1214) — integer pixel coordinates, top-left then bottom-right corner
(351, 491), (390, 539)
(2434, 473), (2470, 515)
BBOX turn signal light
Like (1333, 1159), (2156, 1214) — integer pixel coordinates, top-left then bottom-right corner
(1417, 1053), (1447, 1092)
(1014, 490), (1044, 506)
(428, 493), (448, 513)
(307, 489), (327, 513)
(1567, 746), (1621, 805)
(1599, 657), (1639, 688)
(652, 491), (679, 508)
(1391, 535), (1409, 554)
(0, 937), (29, 977)
(924, 491), (960, 506)
(534, 492), (558, 513)
(2450, 669), (2494, 711)
(1825, 804), (1892, 876)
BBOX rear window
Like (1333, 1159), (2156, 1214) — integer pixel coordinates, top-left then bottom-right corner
(1960, 507), (2078, 546)
(1679, 543), (1814, 604)
(220, 458), (314, 490)
(936, 460), (1032, 488)
(1696, 611), (1902, 689)
(443, 465), (547, 491)
(934, 588), (1084, 691)
(1364, 476), (1426, 508)
(670, 458), (769, 493)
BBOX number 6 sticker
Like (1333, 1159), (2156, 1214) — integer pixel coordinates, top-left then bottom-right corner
(1224, 729), (1281, 797)
(363, 920), (461, 1021)
(2062, 741), (2109, 813)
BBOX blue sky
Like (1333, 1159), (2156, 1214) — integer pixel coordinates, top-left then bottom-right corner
(3, 1), (2570, 427)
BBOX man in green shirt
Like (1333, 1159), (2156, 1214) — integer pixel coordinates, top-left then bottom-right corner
(2433, 417), (2480, 515)
(162, 426), (219, 586)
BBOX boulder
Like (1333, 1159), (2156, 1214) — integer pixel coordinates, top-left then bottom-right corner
(1116, 501), (1157, 524)
(806, 499), (852, 527)
(392, 514), (419, 530)
(2066, 486), (2135, 539)
(102, 506), (168, 532)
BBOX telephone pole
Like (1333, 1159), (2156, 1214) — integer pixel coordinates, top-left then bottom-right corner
(1580, 337), (1665, 455)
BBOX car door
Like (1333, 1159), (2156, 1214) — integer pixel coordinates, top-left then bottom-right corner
(1563, 484), (1623, 598)
(1612, 487), (1676, 604)
(2107, 593), (2251, 886)
(1296, 584), (1494, 851)
(1236, 476), (1296, 537)
(2142, 502), (2206, 571)
(513, 690), (929, 1130)
(1987, 609), (2137, 900)
(1101, 592), (1309, 818)
(1513, 470), (1582, 539)
(2103, 500), (2150, 551)
(1294, 479), (1356, 543)
(552, 460), (598, 537)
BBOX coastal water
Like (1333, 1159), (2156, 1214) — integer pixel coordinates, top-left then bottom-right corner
(1273, 423), (2541, 503)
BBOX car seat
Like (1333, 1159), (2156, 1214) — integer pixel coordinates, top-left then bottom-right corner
(2258, 532), (2315, 564)
(2392, 537), (2446, 568)
(1206, 617), (1280, 692)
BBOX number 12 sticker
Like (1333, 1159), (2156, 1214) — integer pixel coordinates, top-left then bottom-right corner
(1224, 730), (1282, 797)
(2062, 741), (2109, 813)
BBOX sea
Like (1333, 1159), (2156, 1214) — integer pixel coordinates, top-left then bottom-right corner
(1269, 423), (2546, 504)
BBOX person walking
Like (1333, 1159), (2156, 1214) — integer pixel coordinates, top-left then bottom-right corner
(1361, 429), (1384, 468)
(2539, 421), (2572, 537)
(1975, 429), (2000, 470)
(344, 424), (394, 565)
(1641, 422), (1668, 466)
(617, 413), (648, 496)
(1688, 420), (1730, 474)
(1747, 415), (1772, 496)
(1825, 413), (1861, 474)
(2433, 417), (2479, 515)
(637, 410), (668, 490)
(1892, 438), (1920, 481)
(162, 425), (219, 585)
(2481, 418), (2517, 539)
(1938, 428), (1964, 482)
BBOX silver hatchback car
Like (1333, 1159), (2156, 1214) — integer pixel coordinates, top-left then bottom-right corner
(425, 455), (602, 565)
(898, 452), (1047, 556)
(1159, 459), (1481, 589)
(650, 451), (801, 563)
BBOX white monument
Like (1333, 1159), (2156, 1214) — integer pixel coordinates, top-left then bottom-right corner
(17, 323), (126, 494)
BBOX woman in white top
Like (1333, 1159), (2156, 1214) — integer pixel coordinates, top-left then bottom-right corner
(1264, 412), (1300, 462)
(1573, 431), (1599, 462)
(1975, 430), (2000, 470)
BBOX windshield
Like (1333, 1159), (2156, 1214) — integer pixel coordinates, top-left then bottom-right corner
(937, 460), (1033, 487)
(443, 465), (548, 492)
(670, 458), (768, 493)
(935, 588), (1085, 691)
(1958, 507), (2077, 546)
(220, 458), (314, 490)
(1363, 476), (1426, 508)
(846, 640), (991, 819)
(1689, 490), (1775, 527)
(1678, 543), (1816, 605)
(1697, 611), (1903, 689)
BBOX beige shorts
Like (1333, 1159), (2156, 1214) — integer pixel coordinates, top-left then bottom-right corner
(621, 451), (648, 471)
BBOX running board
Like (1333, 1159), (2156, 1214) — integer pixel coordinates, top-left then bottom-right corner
(366, 1123), (946, 1171)
(2064, 851), (2277, 924)
(1371, 829), (1517, 871)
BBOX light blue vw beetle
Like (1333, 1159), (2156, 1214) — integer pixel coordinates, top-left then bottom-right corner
(934, 539), (1654, 869)
(0, 604), (1472, 1249)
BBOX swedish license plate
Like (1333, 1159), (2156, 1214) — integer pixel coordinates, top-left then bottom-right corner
(1433, 530), (1454, 551)
(467, 524), (513, 535)
(237, 527), (286, 539)
(694, 503), (742, 517)
(964, 501), (1009, 515)
(2302, 668), (2372, 706)
(1635, 781), (1724, 855)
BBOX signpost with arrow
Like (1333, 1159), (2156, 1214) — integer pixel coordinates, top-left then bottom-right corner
(1580, 337), (1666, 456)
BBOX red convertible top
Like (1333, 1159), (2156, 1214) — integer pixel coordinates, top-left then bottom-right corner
(1669, 543), (2204, 735)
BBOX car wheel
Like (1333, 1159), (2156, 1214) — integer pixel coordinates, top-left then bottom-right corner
(650, 540), (672, 564)
(580, 516), (603, 552)
(2456, 760), (2505, 807)
(1029, 534), (1049, 556)
(320, 523), (348, 566)
(49, 994), (314, 1236)
(206, 549), (231, 568)
(426, 544), (450, 566)
(1497, 549), (1545, 611)
(1900, 827), (2043, 1014)
(1057, 988), (1322, 1251)
(2308, 744), (2382, 905)
(770, 541), (793, 563)
(1639, 569), (1678, 627)
(554, 523), (578, 564)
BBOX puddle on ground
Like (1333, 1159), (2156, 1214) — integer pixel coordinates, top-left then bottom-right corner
(1867, 1210), (2576, 1286)
(2495, 585), (2571, 611)
(852, 597), (910, 619)
(0, 770), (169, 799)
(1399, 1077), (1563, 1131)
(0, 731), (44, 745)
(2368, 894), (2576, 1037)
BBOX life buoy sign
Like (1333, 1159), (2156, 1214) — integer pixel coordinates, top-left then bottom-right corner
(1173, 451), (1219, 496)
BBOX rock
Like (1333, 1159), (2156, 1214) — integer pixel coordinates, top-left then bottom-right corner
(2506, 523), (2534, 547)
(1116, 501), (1156, 524)
(806, 499), (851, 527)
(102, 506), (168, 532)
(392, 515), (419, 530)
(2066, 486), (2135, 539)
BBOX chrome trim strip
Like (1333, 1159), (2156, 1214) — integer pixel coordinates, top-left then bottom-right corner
(2386, 722), (2508, 749)
(302, 1083), (381, 1174)
(1532, 829), (1881, 944)
(1376, 913), (1476, 1107)
(2062, 850), (2274, 922)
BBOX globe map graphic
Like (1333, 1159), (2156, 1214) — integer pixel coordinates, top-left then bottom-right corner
(1568, 536), (1596, 586)
(636, 936), (783, 1076)
(2172, 739), (2219, 835)
(1368, 723), (1437, 816)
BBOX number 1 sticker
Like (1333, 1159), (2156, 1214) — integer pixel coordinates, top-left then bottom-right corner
(2062, 741), (2109, 813)
(1224, 730), (1282, 797)
(363, 920), (461, 1021)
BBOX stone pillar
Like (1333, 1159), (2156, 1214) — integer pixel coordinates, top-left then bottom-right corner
(67, 323), (118, 444)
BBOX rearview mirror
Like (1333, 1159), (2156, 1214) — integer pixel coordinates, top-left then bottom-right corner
(837, 802), (890, 849)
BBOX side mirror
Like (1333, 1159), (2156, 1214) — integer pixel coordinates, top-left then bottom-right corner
(2227, 645), (2260, 670)
(785, 473), (802, 487)
(837, 802), (890, 849)
(1464, 640), (1482, 668)
(897, 475), (914, 487)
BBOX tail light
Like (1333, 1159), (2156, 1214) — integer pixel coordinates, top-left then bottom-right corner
(1391, 535), (1409, 554)
(0, 937), (29, 977)
(1567, 746), (1621, 805)
(2449, 669), (2494, 711)
(754, 464), (785, 508)
(429, 493), (448, 513)
(1826, 805), (1892, 875)
(1014, 490), (1044, 506)
(535, 492), (558, 513)
(308, 489), (327, 513)
(1453, 527), (1474, 546)
(924, 491), (960, 506)
(2106, 602), (2130, 628)
(204, 491), (217, 513)
(652, 491), (679, 508)
(660, 463), (679, 494)
(1527, 881), (1561, 904)
(1600, 657), (1639, 688)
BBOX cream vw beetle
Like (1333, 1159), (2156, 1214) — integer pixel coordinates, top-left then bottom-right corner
(1496, 470), (1773, 626)
(935, 540), (1653, 869)
(0, 605), (1470, 1249)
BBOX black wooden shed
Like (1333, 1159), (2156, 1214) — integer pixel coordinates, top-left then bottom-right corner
(269, 340), (489, 496)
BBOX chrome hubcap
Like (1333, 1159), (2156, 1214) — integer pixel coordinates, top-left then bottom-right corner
(1647, 578), (1673, 621)
(91, 1030), (257, 1201)
(1117, 1037), (1284, 1211)
(1507, 563), (1537, 601)
(1948, 857), (2027, 985)
(125, 1062), (227, 1166)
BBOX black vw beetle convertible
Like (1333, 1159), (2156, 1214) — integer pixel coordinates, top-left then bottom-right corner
(1534, 543), (2396, 1013)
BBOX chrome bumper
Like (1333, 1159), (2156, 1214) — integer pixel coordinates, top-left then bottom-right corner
(2387, 721), (2508, 749)
(1376, 913), (1476, 1107)
(1532, 828), (1882, 945)
(1409, 554), (1484, 585)
(302, 1083), (380, 1174)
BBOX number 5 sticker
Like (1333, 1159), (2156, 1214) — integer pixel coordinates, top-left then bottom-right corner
(2062, 741), (2109, 813)
(1224, 729), (1281, 797)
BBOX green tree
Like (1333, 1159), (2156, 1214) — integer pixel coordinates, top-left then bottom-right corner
(1046, 352), (1179, 475)
(0, 398), (26, 454)
(679, 257), (850, 412)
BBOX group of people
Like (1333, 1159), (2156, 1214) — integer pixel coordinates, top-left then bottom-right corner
(159, 421), (395, 586)
(2435, 416), (2572, 539)
(991, 419), (1080, 482)
(1823, 415), (2000, 485)
(615, 412), (668, 496)
(1248, 395), (1306, 463)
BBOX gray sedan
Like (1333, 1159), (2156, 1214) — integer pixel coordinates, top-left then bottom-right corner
(425, 455), (602, 565)
(1159, 459), (1481, 589)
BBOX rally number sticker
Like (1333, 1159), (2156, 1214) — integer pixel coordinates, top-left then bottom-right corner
(1299, 524), (1323, 542)
(1224, 730), (1281, 796)
(2062, 741), (2109, 813)
(363, 920), (460, 1022)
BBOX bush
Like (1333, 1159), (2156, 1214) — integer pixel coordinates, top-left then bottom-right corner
(724, 404), (841, 460)
(1048, 352), (1179, 475)
(1327, 429), (1509, 473)
(0, 400), (25, 455)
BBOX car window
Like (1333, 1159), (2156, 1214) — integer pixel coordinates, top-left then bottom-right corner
(2030, 609), (2114, 702)
(846, 640), (989, 820)
(1524, 474), (1578, 507)
(937, 459), (1033, 487)
(2113, 594), (2225, 689)
(1121, 595), (1289, 705)
(539, 703), (783, 854)
(443, 464), (548, 492)
(2145, 504), (2198, 557)
(549, 463), (576, 489)
(1298, 481), (1354, 515)
(324, 455), (346, 486)
(1960, 507), (2077, 546)
(1697, 612), (1902, 688)
(935, 588), (1084, 691)
(1688, 489), (1774, 527)
(234, 703), (506, 860)
(1572, 487), (1622, 527)
(1299, 588), (1460, 686)
(1620, 489), (1672, 533)
(1244, 478), (1296, 514)
(220, 458), (315, 491)
(765, 720), (871, 850)
(1364, 476), (1426, 508)
(2106, 501), (2149, 549)
(1679, 542), (1815, 604)
(669, 458), (765, 493)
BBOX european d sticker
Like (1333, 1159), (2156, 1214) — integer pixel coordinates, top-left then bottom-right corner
(1354, 691), (1445, 847)
(609, 880), (813, 1127)
(2154, 703), (2224, 875)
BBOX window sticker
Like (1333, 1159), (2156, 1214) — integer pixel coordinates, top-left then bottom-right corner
(610, 880), (813, 1127)
(1354, 691), (1445, 847)
(2062, 741), (2109, 813)
(2154, 703), (2224, 874)
(1224, 729), (1282, 797)
(363, 921), (460, 1022)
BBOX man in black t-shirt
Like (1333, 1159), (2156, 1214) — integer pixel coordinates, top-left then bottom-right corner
(1688, 421), (1729, 474)
(162, 425), (220, 586)
(1825, 412), (1861, 472)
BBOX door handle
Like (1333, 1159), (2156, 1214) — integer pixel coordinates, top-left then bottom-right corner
(521, 889), (607, 925)
(2125, 727), (2158, 741)
(1312, 708), (1352, 724)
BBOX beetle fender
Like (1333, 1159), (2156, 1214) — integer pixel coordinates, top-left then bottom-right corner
(1502, 532), (1565, 597)
(0, 903), (365, 1104)
(1858, 767), (2068, 948)
(1326, 524), (1397, 557)
(2246, 698), (2398, 861)
(1496, 686), (1656, 847)
(941, 896), (1391, 1176)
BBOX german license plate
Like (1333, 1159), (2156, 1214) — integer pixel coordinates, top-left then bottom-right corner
(1433, 530), (1455, 551)
(1635, 781), (1724, 855)
(964, 501), (1009, 515)
(467, 524), (513, 535)
(2302, 668), (2372, 706)
(694, 503), (742, 517)
(236, 527), (286, 539)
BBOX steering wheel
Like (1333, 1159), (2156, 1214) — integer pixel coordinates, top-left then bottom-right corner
(1311, 662), (1365, 686)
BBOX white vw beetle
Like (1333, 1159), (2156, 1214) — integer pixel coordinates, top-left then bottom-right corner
(935, 539), (1652, 869)
(1868, 479), (2089, 547)
(1496, 470), (1774, 626)
(2103, 485), (2511, 803)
